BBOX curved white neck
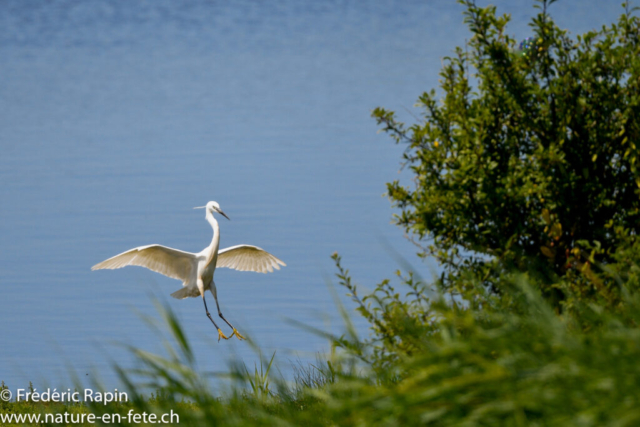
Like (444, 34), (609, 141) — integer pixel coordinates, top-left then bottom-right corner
(205, 210), (220, 264)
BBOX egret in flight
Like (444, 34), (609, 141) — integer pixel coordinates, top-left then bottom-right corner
(91, 201), (286, 341)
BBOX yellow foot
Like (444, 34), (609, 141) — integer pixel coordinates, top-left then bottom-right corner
(217, 328), (230, 342)
(230, 328), (246, 341)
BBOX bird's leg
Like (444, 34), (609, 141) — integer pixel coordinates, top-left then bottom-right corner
(211, 284), (245, 340)
(202, 295), (229, 342)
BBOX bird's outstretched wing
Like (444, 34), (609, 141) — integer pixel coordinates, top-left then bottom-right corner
(91, 244), (195, 283)
(217, 245), (286, 273)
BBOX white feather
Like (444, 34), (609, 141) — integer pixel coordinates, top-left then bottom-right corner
(91, 244), (195, 284)
(217, 244), (286, 273)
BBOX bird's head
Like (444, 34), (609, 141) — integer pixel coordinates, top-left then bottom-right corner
(194, 201), (230, 220)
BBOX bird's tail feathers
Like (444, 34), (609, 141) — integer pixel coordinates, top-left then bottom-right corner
(170, 287), (199, 299)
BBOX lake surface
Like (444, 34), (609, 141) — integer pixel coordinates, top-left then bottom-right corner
(0, 0), (623, 390)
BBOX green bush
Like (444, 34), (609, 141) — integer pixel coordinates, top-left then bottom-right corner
(373, 0), (640, 307)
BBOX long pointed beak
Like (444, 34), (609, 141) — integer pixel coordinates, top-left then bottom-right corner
(218, 210), (230, 221)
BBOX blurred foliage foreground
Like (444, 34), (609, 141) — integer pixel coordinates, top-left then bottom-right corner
(4, 1), (640, 425)
(8, 258), (640, 426)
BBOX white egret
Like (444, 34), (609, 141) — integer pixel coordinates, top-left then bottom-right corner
(91, 201), (286, 341)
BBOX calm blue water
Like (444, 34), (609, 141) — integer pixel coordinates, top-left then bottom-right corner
(0, 0), (623, 391)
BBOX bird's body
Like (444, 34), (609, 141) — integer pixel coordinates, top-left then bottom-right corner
(92, 201), (285, 341)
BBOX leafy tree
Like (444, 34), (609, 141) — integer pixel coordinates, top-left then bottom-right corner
(373, 0), (640, 305)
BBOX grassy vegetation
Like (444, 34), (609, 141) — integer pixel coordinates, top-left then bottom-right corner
(5, 256), (640, 426)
